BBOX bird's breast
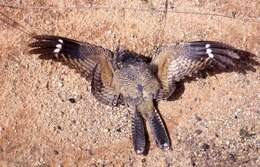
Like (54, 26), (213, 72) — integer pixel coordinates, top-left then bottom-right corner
(113, 64), (160, 106)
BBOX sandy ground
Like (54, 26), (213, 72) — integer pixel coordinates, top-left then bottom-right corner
(0, 0), (259, 166)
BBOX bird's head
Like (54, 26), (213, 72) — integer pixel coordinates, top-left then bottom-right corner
(113, 48), (147, 69)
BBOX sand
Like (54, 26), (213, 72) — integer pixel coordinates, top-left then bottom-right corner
(0, 0), (259, 166)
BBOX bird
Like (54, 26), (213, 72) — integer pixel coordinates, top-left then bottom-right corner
(29, 35), (241, 155)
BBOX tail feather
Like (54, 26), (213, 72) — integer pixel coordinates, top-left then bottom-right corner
(132, 111), (147, 155)
(148, 110), (171, 150)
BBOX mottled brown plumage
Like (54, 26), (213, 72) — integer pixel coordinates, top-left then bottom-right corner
(29, 35), (241, 155)
(152, 41), (240, 99)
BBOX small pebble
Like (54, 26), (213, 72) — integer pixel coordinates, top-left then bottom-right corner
(201, 143), (210, 151)
(54, 150), (59, 155)
(195, 115), (202, 121)
(228, 153), (236, 162)
(69, 98), (76, 103)
(57, 126), (62, 130)
(195, 129), (202, 135)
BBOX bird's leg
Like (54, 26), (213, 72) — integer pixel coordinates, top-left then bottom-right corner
(147, 108), (171, 150)
(131, 107), (147, 155)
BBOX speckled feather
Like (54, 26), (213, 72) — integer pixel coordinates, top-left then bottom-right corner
(29, 35), (241, 155)
(152, 41), (240, 98)
(91, 65), (121, 106)
(29, 35), (113, 81)
(148, 110), (170, 149)
(132, 110), (146, 154)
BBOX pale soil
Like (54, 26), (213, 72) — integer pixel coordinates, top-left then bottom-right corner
(0, 0), (259, 166)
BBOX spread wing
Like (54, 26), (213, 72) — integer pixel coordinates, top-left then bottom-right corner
(152, 41), (240, 99)
(29, 35), (123, 106)
(29, 35), (113, 80)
